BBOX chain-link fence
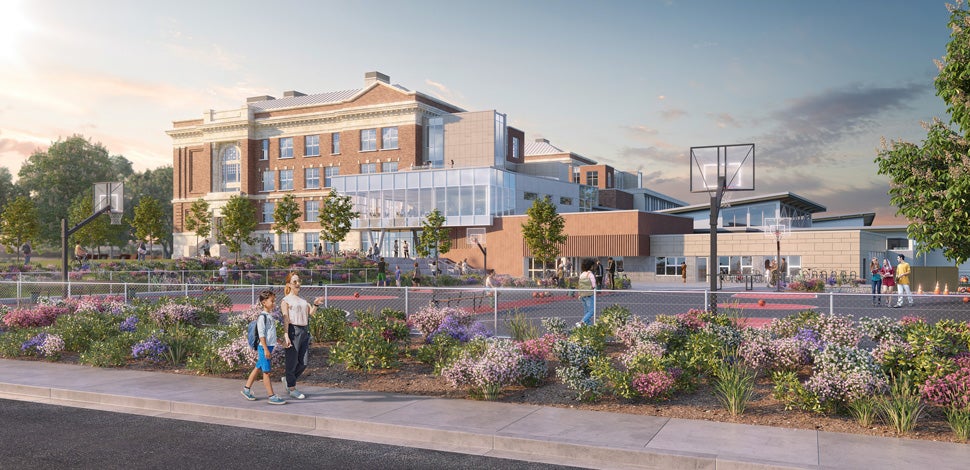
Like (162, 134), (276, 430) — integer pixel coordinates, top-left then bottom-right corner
(2, 268), (381, 286)
(1, 280), (967, 337)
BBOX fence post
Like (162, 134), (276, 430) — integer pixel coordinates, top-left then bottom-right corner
(829, 292), (834, 315)
(324, 284), (329, 308)
(493, 288), (498, 333)
(403, 285), (408, 315)
(124, 282), (128, 303)
(251, 284), (256, 305)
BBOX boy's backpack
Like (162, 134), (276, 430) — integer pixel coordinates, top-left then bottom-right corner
(247, 314), (269, 351)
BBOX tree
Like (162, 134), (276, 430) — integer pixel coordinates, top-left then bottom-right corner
(876, 3), (970, 264)
(272, 194), (302, 252)
(521, 196), (567, 277)
(68, 193), (122, 255)
(183, 198), (211, 255)
(217, 194), (258, 262)
(130, 196), (166, 259)
(0, 196), (40, 263)
(0, 167), (24, 214)
(319, 190), (358, 254)
(416, 209), (451, 259)
(17, 135), (130, 243)
(124, 166), (173, 257)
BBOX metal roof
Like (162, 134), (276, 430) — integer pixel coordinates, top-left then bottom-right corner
(524, 140), (566, 156)
(658, 192), (827, 215)
(248, 84), (413, 112)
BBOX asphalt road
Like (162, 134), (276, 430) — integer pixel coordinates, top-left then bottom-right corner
(0, 399), (584, 470)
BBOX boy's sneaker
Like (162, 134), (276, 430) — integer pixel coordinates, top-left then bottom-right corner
(240, 388), (256, 401)
(288, 388), (306, 400)
(268, 395), (286, 405)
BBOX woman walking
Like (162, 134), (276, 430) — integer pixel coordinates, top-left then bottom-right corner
(880, 259), (896, 307)
(280, 272), (323, 400)
(575, 258), (597, 327)
(869, 258), (882, 306)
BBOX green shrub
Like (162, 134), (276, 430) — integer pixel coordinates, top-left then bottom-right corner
(506, 311), (540, 341)
(588, 356), (637, 399)
(0, 328), (40, 358)
(330, 310), (408, 371)
(79, 333), (136, 367)
(771, 370), (822, 413)
(49, 310), (119, 352)
(713, 360), (756, 416)
(878, 373), (925, 434)
(310, 307), (349, 342)
(414, 333), (462, 375)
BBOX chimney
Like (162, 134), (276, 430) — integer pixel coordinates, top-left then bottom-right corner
(246, 95), (276, 103)
(364, 71), (390, 86)
(283, 90), (306, 98)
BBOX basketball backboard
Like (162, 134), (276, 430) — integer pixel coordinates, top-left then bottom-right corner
(466, 227), (486, 247)
(94, 182), (124, 213)
(690, 144), (755, 193)
(762, 217), (791, 240)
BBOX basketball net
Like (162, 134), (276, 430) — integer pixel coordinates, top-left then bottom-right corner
(109, 213), (123, 225)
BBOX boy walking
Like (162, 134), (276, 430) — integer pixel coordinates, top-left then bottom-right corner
(242, 290), (286, 404)
(894, 254), (914, 307)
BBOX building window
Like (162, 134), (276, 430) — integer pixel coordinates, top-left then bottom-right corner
(887, 238), (909, 250)
(331, 132), (340, 154)
(260, 140), (269, 160)
(560, 196), (573, 205)
(512, 136), (520, 159)
(262, 202), (274, 223)
(279, 169), (294, 191)
(381, 127), (398, 150)
(382, 161), (398, 172)
(278, 233), (293, 252)
(360, 129), (377, 151)
(524, 192), (538, 201)
(279, 137), (293, 159)
(586, 171), (599, 187)
(607, 172), (613, 189)
(261, 170), (275, 192)
(360, 163), (377, 174)
(324, 166), (339, 187)
(221, 146), (240, 191)
(305, 135), (319, 156)
(305, 200), (319, 223)
(573, 168), (580, 183)
(305, 168), (320, 189)
(305, 232), (319, 252)
(656, 256), (686, 276)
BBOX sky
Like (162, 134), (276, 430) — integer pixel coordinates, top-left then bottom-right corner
(0, 0), (955, 225)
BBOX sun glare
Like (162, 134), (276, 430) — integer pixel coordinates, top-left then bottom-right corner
(0, 0), (33, 64)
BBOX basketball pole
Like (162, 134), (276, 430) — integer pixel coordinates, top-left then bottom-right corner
(708, 175), (726, 314)
(61, 205), (113, 283)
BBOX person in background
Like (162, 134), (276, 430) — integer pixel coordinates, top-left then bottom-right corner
(241, 290), (286, 405)
(200, 239), (211, 259)
(869, 257), (882, 306)
(894, 254), (913, 308)
(137, 241), (148, 261)
(218, 262), (228, 283)
(607, 257), (617, 289)
(681, 261), (688, 284)
(881, 259), (896, 307)
(411, 262), (422, 287)
(74, 243), (89, 265)
(594, 259), (604, 289)
(394, 264), (402, 287)
(402, 240), (410, 259)
(376, 257), (387, 287)
(21, 241), (31, 265)
(576, 258), (597, 326)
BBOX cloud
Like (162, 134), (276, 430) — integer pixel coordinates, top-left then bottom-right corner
(619, 145), (686, 165)
(661, 108), (687, 121)
(757, 83), (930, 164)
(424, 78), (468, 109)
(707, 112), (741, 129)
(623, 125), (659, 141)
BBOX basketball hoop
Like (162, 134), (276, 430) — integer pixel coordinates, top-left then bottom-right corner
(109, 212), (123, 225)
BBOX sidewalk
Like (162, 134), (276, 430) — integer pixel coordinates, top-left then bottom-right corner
(1, 359), (967, 469)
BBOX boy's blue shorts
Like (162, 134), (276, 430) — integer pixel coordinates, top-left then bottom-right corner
(256, 345), (274, 372)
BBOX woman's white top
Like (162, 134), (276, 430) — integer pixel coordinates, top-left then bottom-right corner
(282, 294), (310, 326)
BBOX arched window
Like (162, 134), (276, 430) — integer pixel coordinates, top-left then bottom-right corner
(222, 146), (240, 191)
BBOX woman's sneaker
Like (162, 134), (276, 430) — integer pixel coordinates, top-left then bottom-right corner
(240, 388), (256, 401)
(288, 388), (306, 400)
(268, 395), (286, 405)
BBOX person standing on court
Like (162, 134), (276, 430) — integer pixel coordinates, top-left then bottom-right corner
(681, 261), (687, 284)
(893, 254), (913, 307)
(280, 272), (323, 400)
(376, 257), (387, 287)
(869, 258), (882, 306)
(403, 240), (410, 259)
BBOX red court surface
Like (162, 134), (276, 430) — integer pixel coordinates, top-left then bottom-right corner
(731, 293), (819, 300)
(720, 302), (818, 310)
(327, 295), (399, 300)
